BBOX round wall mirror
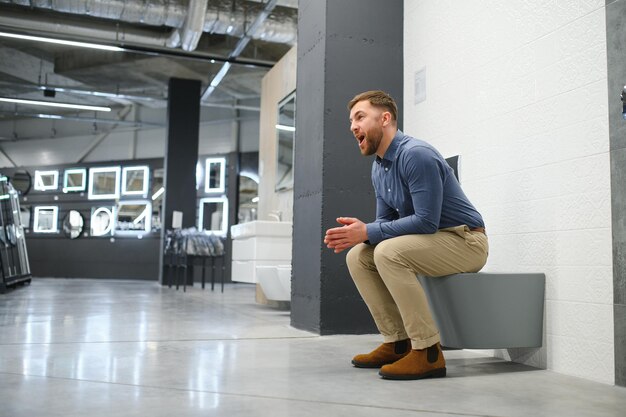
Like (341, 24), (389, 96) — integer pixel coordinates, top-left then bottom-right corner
(90, 207), (113, 236)
(62, 210), (84, 239)
(11, 170), (32, 195)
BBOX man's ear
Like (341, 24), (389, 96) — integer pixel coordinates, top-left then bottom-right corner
(382, 111), (392, 127)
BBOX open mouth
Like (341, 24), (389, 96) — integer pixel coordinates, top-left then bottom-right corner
(356, 134), (365, 145)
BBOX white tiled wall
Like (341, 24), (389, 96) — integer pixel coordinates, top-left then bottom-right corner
(404, 0), (614, 383)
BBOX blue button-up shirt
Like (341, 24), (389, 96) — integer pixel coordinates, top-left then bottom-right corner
(365, 130), (485, 245)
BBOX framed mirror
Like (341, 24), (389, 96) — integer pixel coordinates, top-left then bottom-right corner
(33, 206), (58, 233)
(198, 197), (228, 236)
(122, 166), (149, 196)
(204, 158), (225, 193)
(115, 201), (151, 234)
(62, 210), (84, 239)
(34, 170), (59, 191)
(10, 170), (32, 195)
(88, 166), (121, 200)
(90, 207), (114, 236)
(63, 168), (87, 193)
(275, 91), (296, 191)
(238, 173), (259, 224)
(150, 168), (164, 232)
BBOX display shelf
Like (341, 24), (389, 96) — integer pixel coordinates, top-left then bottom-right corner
(0, 176), (31, 292)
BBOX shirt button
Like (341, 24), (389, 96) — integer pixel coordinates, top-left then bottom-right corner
(385, 167), (388, 171)
(396, 208), (400, 211)
(387, 188), (391, 192)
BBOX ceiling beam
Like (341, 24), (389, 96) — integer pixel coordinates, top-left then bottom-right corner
(76, 106), (133, 163)
(0, 145), (16, 167)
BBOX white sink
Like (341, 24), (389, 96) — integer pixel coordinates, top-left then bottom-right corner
(230, 220), (292, 239)
(231, 221), (293, 283)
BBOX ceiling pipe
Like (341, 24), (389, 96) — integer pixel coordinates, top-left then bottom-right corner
(0, 11), (275, 68)
(0, 0), (297, 47)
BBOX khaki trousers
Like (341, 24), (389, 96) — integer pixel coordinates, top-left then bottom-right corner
(346, 225), (489, 349)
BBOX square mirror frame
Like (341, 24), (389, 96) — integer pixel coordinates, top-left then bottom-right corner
(122, 166), (149, 196)
(34, 170), (59, 191)
(88, 166), (121, 200)
(204, 157), (226, 194)
(198, 196), (228, 237)
(63, 168), (87, 193)
(114, 200), (152, 235)
(33, 205), (59, 233)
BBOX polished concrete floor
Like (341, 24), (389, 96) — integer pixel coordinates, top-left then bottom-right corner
(1, 279), (625, 417)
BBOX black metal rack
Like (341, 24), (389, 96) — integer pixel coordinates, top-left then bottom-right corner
(0, 176), (31, 293)
(163, 228), (226, 292)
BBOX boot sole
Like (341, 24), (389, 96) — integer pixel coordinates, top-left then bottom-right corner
(351, 360), (388, 368)
(379, 367), (447, 380)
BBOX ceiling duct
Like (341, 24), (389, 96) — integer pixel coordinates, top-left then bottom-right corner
(0, 0), (297, 49)
(0, 7), (177, 49)
(179, 0), (209, 51)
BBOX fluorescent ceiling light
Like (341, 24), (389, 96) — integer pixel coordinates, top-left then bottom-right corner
(0, 31), (124, 52)
(0, 97), (111, 112)
(210, 62), (231, 88)
(202, 62), (231, 100)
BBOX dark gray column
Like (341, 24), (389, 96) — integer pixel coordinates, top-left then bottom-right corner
(223, 151), (240, 282)
(159, 78), (201, 284)
(291, 0), (403, 334)
(607, 0), (626, 387)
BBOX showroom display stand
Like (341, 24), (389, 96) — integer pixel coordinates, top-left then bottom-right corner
(0, 177), (31, 293)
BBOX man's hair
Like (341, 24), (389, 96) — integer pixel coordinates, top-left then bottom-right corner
(348, 90), (398, 122)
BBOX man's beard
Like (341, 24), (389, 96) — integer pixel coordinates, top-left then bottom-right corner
(361, 125), (383, 156)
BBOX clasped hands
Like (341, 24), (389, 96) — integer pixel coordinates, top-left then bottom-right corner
(324, 217), (368, 253)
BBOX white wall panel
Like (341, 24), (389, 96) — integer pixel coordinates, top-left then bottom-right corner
(405, 0), (613, 383)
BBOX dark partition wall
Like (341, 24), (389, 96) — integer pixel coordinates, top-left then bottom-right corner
(291, 0), (404, 334)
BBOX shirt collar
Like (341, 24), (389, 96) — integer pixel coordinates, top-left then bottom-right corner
(375, 130), (404, 165)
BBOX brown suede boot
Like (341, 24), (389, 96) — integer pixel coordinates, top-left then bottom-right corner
(351, 339), (411, 368)
(378, 342), (446, 380)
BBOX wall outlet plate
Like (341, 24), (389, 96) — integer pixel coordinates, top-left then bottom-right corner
(414, 67), (427, 104)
